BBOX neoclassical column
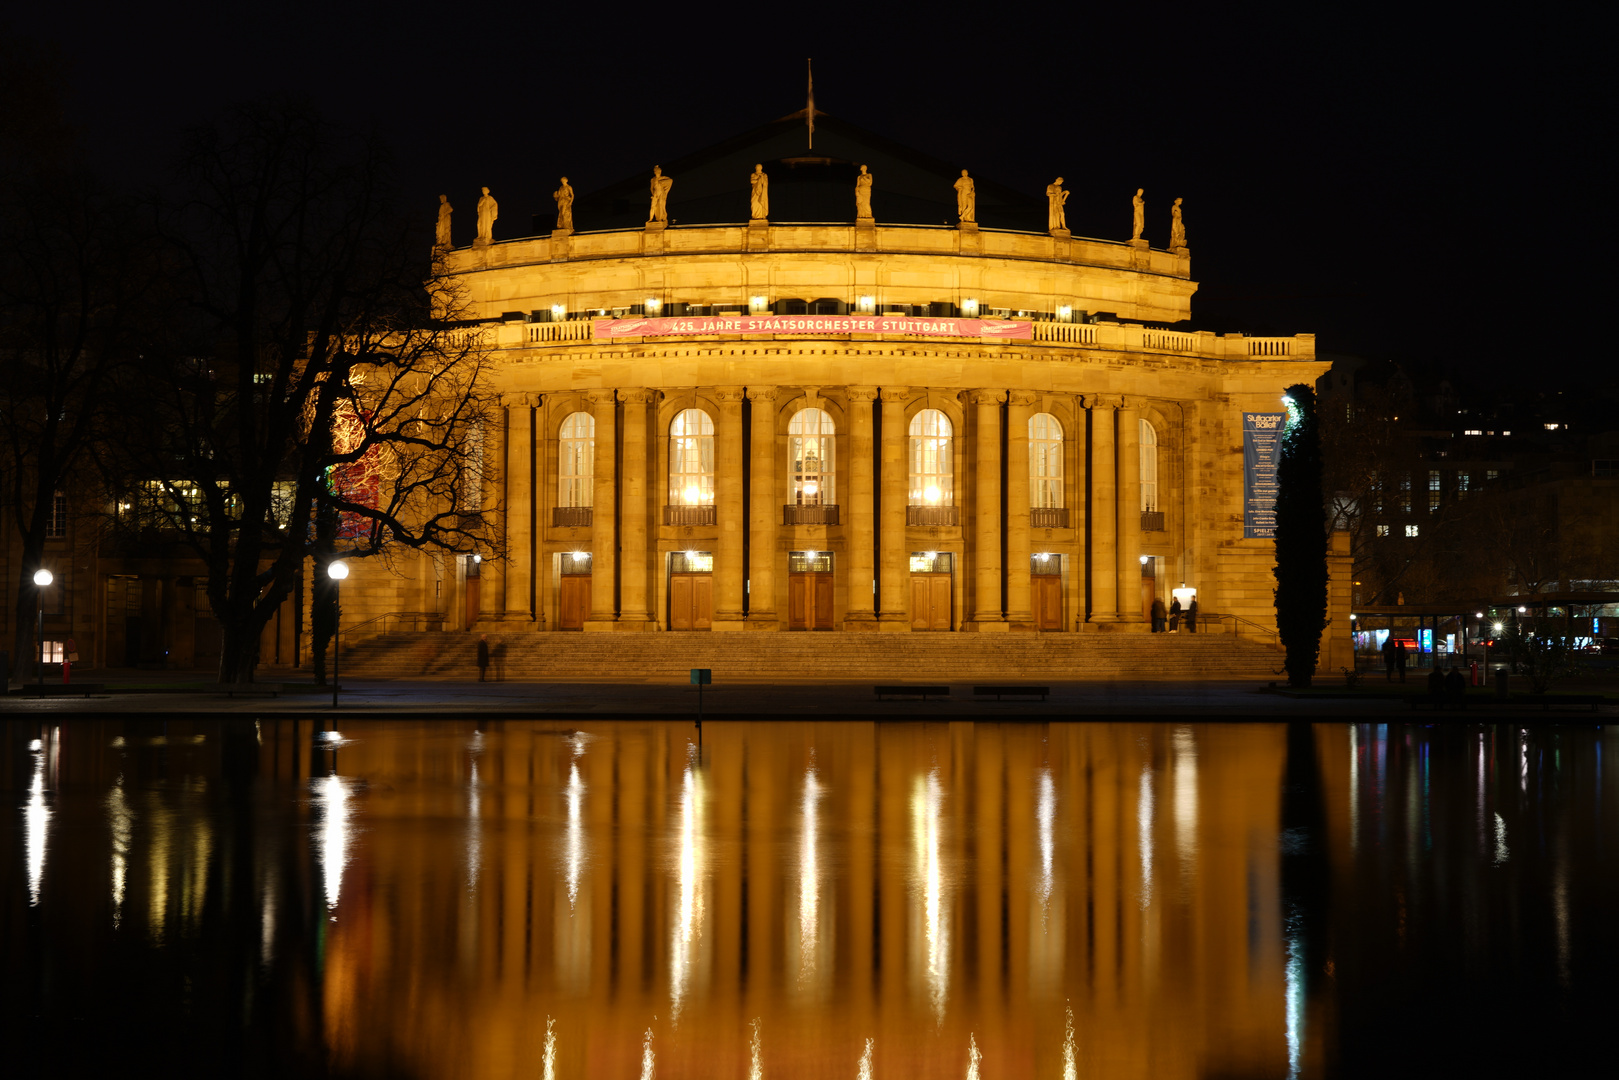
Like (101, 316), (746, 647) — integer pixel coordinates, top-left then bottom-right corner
(502, 394), (534, 622)
(1087, 395), (1119, 623)
(713, 386), (747, 628)
(968, 389), (1006, 629)
(1116, 398), (1145, 623)
(481, 403), (507, 620)
(878, 387), (910, 629)
(747, 386), (780, 627)
(619, 388), (655, 627)
(584, 389), (618, 630)
(844, 386), (879, 628)
(1005, 390), (1036, 628)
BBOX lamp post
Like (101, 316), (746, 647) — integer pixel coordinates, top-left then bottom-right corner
(328, 560), (348, 708)
(32, 568), (53, 691)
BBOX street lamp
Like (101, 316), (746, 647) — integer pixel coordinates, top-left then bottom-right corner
(32, 568), (52, 691)
(328, 560), (349, 708)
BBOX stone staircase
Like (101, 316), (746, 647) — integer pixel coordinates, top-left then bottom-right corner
(339, 630), (1285, 683)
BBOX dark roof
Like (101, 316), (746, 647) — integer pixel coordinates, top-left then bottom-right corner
(532, 110), (1046, 234)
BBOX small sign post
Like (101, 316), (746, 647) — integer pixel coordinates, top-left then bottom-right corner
(690, 668), (711, 729)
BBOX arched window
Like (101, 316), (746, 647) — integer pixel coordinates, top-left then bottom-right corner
(789, 408), (835, 505)
(1140, 419), (1158, 512)
(1029, 413), (1063, 509)
(908, 409), (954, 505)
(558, 411), (594, 508)
(669, 409), (715, 506)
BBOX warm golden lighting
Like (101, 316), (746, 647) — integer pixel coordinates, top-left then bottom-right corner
(912, 769), (948, 1023)
(924, 485), (942, 504)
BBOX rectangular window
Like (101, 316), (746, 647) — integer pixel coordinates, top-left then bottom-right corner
(1429, 493), (1441, 513)
(1376, 524), (1390, 537)
(46, 490), (67, 537)
(1405, 524), (1419, 538)
(1457, 472), (1470, 497)
(1487, 470), (1499, 481)
(1428, 470), (1441, 491)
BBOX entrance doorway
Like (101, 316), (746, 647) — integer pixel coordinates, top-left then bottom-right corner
(1031, 553), (1062, 630)
(557, 551), (591, 630)
(909, 551), (953, 631)
(668, 550), (714, 631)
(787, 551), (834, 630)
(465, 555), (481, 627)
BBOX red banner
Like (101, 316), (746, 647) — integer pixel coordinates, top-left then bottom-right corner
(592, 314), (1032, 341)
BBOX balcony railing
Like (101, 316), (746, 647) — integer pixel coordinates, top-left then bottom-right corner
(664, 504), (717, 526)
(1030, 507), (1069, 529)
(552, 506), (593, 528)
(783, 504), (839, 525)
(907, 505), (959, 527)
(1140, 510), (1165, 531)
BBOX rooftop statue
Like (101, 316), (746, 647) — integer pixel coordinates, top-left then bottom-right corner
(648, 166), (673, 224)
(435, 194), (452, 249)
(1046, 178), (1069, 233)
(554, 178), (574, 232)
(1170, 197), (1186, 248)
(476, 186), (498, 243)
(1131, 188), (1145, 242)
(855, 164), (873, 221)
(749, 164), (769, 221)
(954, 170), (976, 224)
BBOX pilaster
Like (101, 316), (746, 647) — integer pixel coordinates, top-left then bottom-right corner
(967, 389), (1007, 630)
(481, 404), (507, 621)
(584, 389), (618, 631)
(619, 389), (655, 627)
(713, 386), (747, 629)
(1087, 395), (1119, 624)
(878, 387), (911, 630)
(747, 386), (780, 628)
(502, 395), (534, 622)
(844, 386), (879, 628)
(1116, 399), (1145, 624)
(1005, 390), (1036, 628)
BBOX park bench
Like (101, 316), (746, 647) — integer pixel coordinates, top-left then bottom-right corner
(874, 685), (950, 701)
(15, 683), (105, 698)
(973, 686), (1050, 701)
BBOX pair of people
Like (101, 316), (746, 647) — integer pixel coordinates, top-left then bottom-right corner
(1381, 637), (1409, 681)
(1150, 596), (1197, 632)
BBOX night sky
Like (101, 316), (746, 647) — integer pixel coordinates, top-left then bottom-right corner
(6, 2), (1607, 388)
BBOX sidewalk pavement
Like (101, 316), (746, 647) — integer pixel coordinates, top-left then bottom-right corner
(4, 668), (1606, 719)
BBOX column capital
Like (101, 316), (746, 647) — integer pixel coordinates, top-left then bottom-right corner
(746, 385), (780, 403)
(879, 386), (911, 402)
(845, 385), (879, 403)
(1007, 390), (1038, 408)
(620, 387), (657, 405)
(968, 388), (1006, 407)
(586, 388), (617, 405)
(1117, 395), (1146, 413)
(498, 392), (531, 409)
(1084, 393), (1123, 410)
(714, 385), (747, 404)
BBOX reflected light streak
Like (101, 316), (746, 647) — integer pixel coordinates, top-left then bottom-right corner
(965, 1033), (982, 1080)
(1477, 734), (1488, 854)
(1284, 918), (1304, 1079)
(1348, 726), (1360, 854)
(1037, 769), (1055, 917)
(1173, 728), (1198, 884)
(107, 780), (132, 926)
(912, 769), (948, 1024)
(1494, 812), (1509, 865)
(565, 762), (584, 911)
(466, 753), (482, 894)
(749, 1018), (762, 1080)
(1137, 764), (1155, 909)
(799, 766), (823, 986)
(670, 757), (706, 1023)
(25, 739), (50, 906)
(858, 1038), (875, 1080)
(640, 1027), (655, 1080)
(542, 1017), (556, 1080)
(318, 774), (352, 912)
(1063, 1003), (1078, 1080)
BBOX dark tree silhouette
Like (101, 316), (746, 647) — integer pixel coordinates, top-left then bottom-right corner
(1274, 383), (1328, 687)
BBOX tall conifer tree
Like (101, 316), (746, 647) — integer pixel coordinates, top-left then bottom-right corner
(1274, 383), (1328, 687)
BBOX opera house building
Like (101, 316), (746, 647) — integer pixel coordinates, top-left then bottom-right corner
(392, 110), (1343, 654)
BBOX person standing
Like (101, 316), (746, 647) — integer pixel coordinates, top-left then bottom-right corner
(476, 634), (490, 682)
(1150, 595), (1166, 633)
(1186, 597), (1198, 633)
(1381, 635), (1397, 681)
(1169, 596), (1182, 632)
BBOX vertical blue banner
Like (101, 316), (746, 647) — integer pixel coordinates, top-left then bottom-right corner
(1243, 412), (1287, 538)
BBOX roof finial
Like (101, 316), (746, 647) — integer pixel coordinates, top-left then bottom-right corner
(806, 58), (815, 149)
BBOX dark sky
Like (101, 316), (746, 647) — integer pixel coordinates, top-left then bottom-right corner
(7, 1), (1608, 386)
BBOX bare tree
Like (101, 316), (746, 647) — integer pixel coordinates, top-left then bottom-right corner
(111, 104), (497, 684)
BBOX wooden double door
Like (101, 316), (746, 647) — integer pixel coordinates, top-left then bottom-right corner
(910, 572), (952, 631)
(1033, 572), (1062, 630)
(669, 572), (713, 630)
(787, 571), (834, 630)
(558, 574), (590, 630)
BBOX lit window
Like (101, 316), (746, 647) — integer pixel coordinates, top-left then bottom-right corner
(46, 491), (67, 538)
(558, 412), (595, 508)
(1487, 470), (1499, 481)
(1030, 413), (1064, 509)
(1138, 418), (1158, 512)
(908, 409), (953, 506)
(1463, 429), (1483, 436)
(669, 409), (715, 506)
(1376, 524), (1390, 537)
(1428, 471), (1441, 491)
(1405, 524), (1419, 537)
(788, 408), (835, 505)
(1429, 493), (1440, 513)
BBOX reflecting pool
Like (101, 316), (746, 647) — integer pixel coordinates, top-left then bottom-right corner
(3, 720), (1613, 1078)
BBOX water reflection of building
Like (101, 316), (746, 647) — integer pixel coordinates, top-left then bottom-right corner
(294, 720), (1295, 1079)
